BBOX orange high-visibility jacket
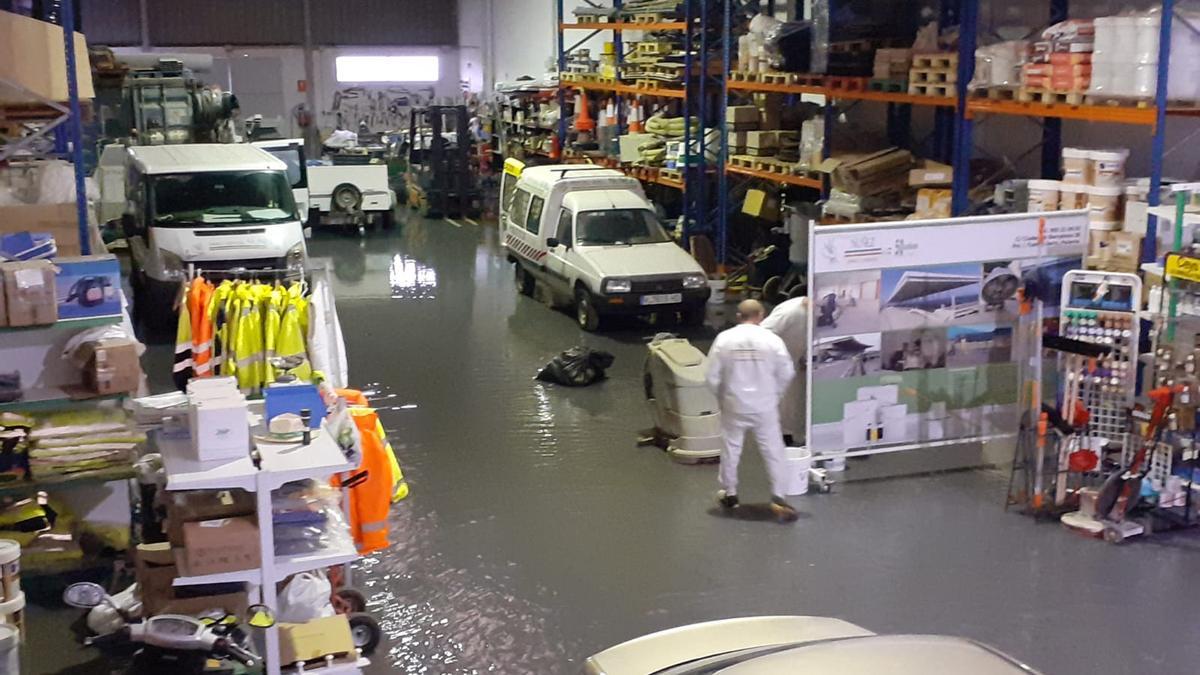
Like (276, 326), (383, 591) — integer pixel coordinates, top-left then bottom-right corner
(187, 278), (216, 377)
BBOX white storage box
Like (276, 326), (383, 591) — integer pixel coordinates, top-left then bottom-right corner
(188, 394), (250, 461)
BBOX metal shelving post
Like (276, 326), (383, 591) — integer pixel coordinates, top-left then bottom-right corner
(951, 0), (979, 216)
(1145, 0), (1177, 262)
(59, 0), (90, 254)
(717, 0), (732, 264)
(556, 0), (569, 157)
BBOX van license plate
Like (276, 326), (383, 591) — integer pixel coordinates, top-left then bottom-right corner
(641, 293), (682, 306)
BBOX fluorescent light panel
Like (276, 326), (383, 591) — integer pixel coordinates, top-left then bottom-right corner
(335, 55), (439, 83)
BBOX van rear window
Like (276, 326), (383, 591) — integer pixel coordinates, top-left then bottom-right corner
(510, 189), (532, 230)
(526, 196), (545, 235)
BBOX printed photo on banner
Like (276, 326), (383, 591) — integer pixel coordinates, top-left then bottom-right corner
(879, 262), (988, 331)
(881, 327), (948, 372)
(947, 323), (1014, 368)
(812, 333), (882, 382)
(812, 269), (882, 339)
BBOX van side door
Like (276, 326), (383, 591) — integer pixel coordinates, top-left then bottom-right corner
(544, 207), (574, 289)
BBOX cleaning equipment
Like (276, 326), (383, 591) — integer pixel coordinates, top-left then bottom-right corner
(641, 334), (722, 463)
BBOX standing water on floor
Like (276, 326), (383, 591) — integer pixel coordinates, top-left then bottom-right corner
(313, 217), (1200, 675)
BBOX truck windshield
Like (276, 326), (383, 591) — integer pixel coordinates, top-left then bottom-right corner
(150, 171), (296, 226)
(576, 209), (671, 246)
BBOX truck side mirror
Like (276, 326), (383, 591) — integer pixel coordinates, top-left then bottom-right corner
(546, 237), (560, 249)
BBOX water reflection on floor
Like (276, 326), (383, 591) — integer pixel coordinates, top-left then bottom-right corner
(312, 216), (1200, 675)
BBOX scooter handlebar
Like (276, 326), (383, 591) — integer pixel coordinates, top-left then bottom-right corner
(85, 627), (131, 648)
(218, 639), (259, 667)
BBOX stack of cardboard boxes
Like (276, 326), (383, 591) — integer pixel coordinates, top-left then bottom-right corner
(910, 160), (955, 219)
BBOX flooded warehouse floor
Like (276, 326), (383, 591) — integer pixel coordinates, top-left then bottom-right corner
(27, 214), (1200, 675)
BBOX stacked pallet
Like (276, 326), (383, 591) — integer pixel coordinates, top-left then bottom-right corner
(870, 48), (911, 93)
(620, 40), (684, 86)
(908, 53), (957, 97)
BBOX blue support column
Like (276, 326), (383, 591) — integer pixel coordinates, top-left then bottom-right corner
(556, 0), (568, 155)
(697, 0), (710, 235)
(1145, 0), (1175, 262)
(886, 103), (912, 150)
(951, 0), (978, 216)
(614, 0), (625, 132)
(60, 0), (89, 254)
(1041, 0), (1068, 181)
(682, 0), (696, 240)
(718, 0), (732, 263)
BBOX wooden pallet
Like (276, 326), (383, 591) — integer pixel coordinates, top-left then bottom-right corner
(829, 39), (874, 54)
(908, 83), (955, 97)
(826, 76), (869, 92)
(869, 78), (908, 93)
(971, 86), (1019, 101)
(659, 168), (683, 182)
(1018, 88), (1085, 105)
(912, 53), (958, 69)
(910, 67), (957, 84)
(628, 12), (676, 24)
(729, 155), (757, 168)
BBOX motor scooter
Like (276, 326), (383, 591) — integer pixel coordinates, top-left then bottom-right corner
(64, 582), (275, 674)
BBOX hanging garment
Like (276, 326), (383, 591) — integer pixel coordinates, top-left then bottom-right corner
(187, 278), (216, 377)
(233, 284), (266, 393)
(207, 280), (234, 375)
(308, 276), (349, 389)
(332, 407), (393, 554)
(173, 287), (194, 390)
(277, 284), (312, 383)
(263, 286), (285, 384)
(337, 389), (408, 503)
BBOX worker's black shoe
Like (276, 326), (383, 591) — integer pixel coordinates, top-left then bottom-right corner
(717, 490), (739, 510)
(770, 496), (799, 523)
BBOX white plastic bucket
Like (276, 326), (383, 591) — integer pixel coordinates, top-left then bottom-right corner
(0, 541), (18, 603)
(1089, 150), (1128, 188)
(784, 447), (813, 496)
(1059, 184), (1089, 210)
(1061, 147), (1091, 185)
(707, 279), (727, 305)
(1027, 180), (1060, 212)
(0, 623), (17, 675)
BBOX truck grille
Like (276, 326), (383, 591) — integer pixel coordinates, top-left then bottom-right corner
(630, 276), (684, 294)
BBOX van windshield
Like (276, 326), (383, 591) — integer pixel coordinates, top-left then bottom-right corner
(150, 171), (296, 226)
(576, 209), (671, 246)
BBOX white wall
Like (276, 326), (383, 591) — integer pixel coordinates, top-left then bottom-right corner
(491, 0), (557, 84)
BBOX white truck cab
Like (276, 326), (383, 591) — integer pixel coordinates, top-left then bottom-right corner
(501, 162), (709, 331)
(120, 144), (306, 323)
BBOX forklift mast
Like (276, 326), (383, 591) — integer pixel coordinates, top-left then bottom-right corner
(406, 105), (478, 219)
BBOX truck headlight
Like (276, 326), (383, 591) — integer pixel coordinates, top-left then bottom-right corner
(158, 250), (187, 281)
(682, 273), (707, 289)
(286, 243), (307, 273)
(603, 278), (632, 294)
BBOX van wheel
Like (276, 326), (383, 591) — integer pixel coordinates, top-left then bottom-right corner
(515, 265), (535, 296)
(575, 288), (601, 332)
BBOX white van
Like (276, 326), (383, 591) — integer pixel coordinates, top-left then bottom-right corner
(501, 162), (709, 331)
(120, 144), (306, 325)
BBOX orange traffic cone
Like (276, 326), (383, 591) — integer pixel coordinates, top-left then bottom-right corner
(574, 93), (595, 133)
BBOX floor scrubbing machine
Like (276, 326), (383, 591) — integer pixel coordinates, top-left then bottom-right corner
(641, 334), (723, 463)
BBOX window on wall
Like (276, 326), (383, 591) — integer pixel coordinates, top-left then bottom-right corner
(335, 55), (440, 83)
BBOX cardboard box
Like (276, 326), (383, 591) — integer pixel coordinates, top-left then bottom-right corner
(165, 489), (256, 546)
(725, 105), (760, 128)
(822, 149), (915, 196)
(746, 131), (778, 150)
(78, 336), (142, 395)
(916, 188), (953, 219)
(279, 615), (356, 666)
(54, 255), (122, 320)
(908, 160), (953, 188)
(0, 10), (94, 104)
(742, 189), (780, 221)
(2, 260), (57, 326)
(177, 516), (260, 577)
(0, 204), (105, 257)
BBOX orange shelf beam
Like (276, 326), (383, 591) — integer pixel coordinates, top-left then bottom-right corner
(727, 79), (825, 96)
(966, 98), (1158, 126)
(560, 21), (687, 31)
(561, 82), (686, 99)
(828, 89), (956, 107)
(725, 164), (822, 189)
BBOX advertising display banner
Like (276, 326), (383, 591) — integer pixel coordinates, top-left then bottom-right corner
(807, 211), (1089, 457)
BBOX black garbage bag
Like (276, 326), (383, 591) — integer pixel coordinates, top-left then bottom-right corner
(535, 347), (615, 387)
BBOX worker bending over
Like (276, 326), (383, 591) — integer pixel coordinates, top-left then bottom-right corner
(762, 297), (809, 446)
(706, 299), (798, 521)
